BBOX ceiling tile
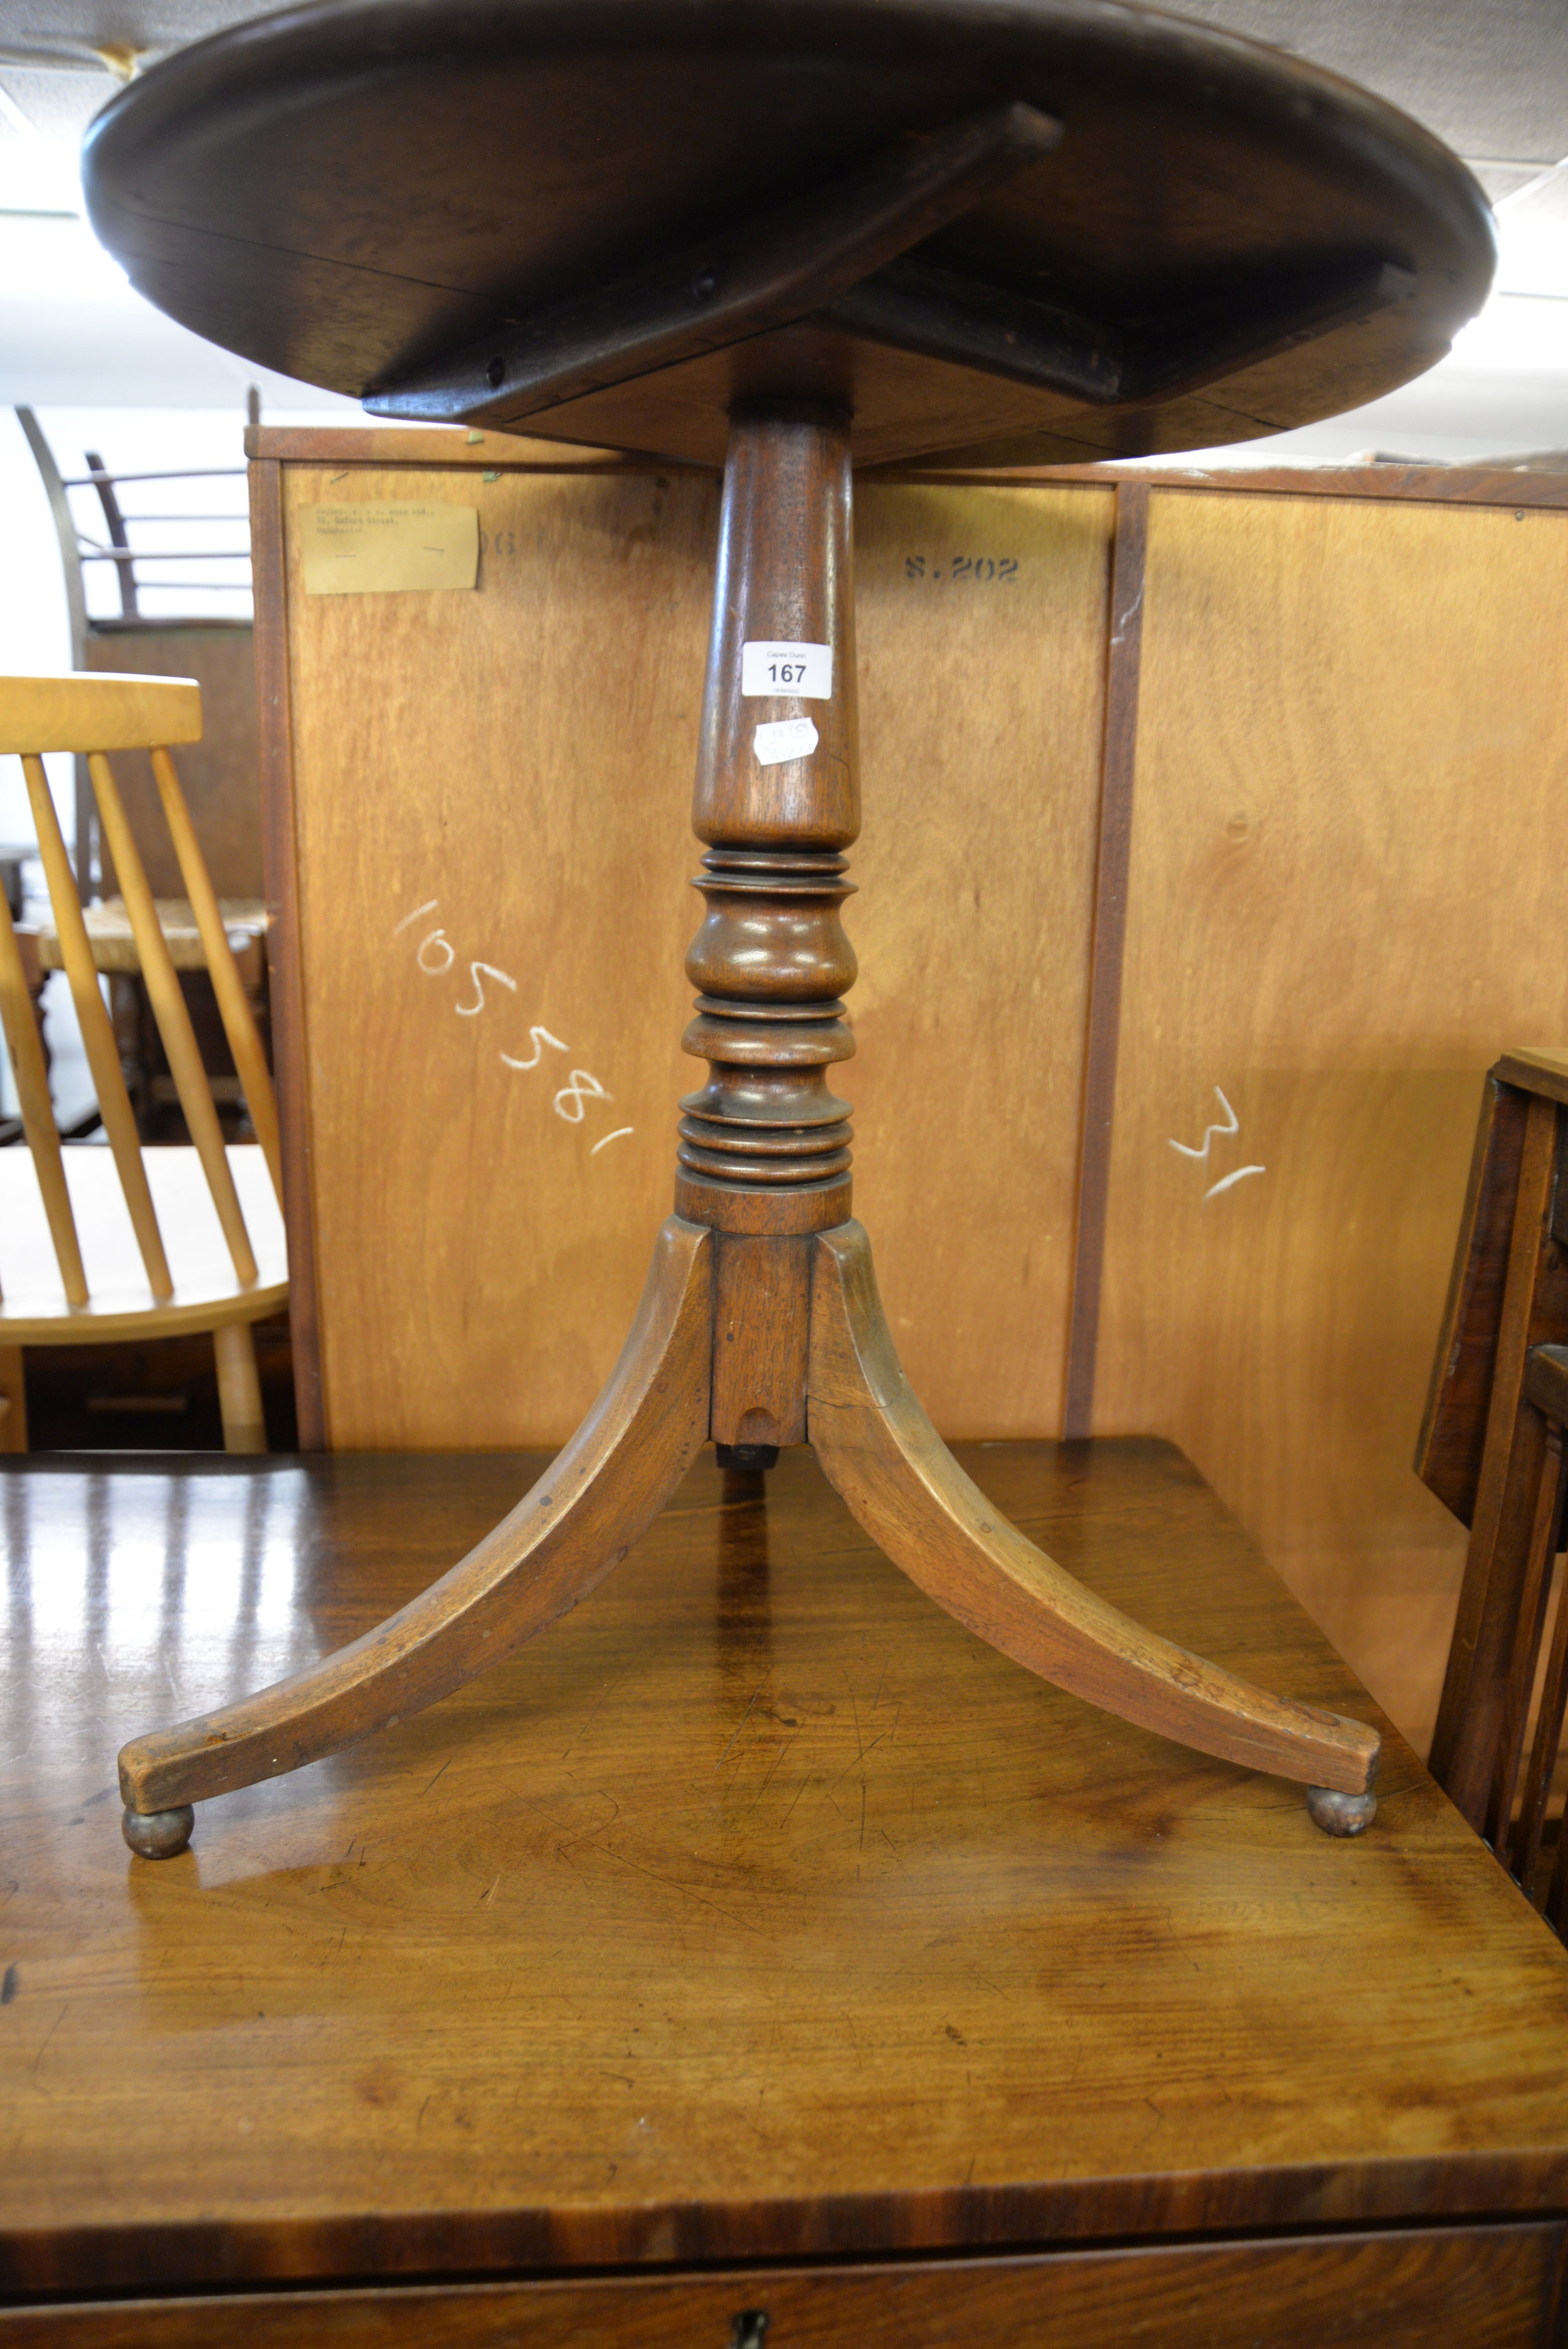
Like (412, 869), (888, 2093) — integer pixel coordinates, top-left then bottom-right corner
(1178, 0), (1568, 166)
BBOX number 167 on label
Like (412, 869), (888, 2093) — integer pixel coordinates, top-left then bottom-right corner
(741, 640), (834, 699)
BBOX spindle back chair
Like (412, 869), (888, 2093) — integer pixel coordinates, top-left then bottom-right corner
(0, 673), (286, 1452)
(1422, 1048), (1568, 1931)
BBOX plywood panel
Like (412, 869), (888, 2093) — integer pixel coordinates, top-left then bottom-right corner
(1096, 490), (1568, 1751)
(285, 464), (711, 1450)
(850, 482), (1111, 1436)
(281, 460), (1111, 1447)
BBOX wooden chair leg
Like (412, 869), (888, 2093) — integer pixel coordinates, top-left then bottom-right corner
(0, 1345), (26, 1453)
(214, 1320), (267, 1455)
(1429, 1092), (1562, 1819)
(1486, 1424), (1565, 1855)
(807, 1222), (1381, 1820)
(120, 1217), (714, 1855)
(1512, 1518), (1568, 1901)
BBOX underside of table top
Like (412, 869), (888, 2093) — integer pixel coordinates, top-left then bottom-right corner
(3, 1440), (1565, 2296)
(81, 0), (1495, 468)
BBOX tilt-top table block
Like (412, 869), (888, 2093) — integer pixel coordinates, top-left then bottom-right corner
(82, 0), (1496, 1855)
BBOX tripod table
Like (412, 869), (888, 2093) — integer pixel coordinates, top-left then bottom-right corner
(81, 0), (1496, 1857)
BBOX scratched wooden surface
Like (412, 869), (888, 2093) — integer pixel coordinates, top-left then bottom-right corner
(1094, 489), (1568, 1755)
(9, 2233), (1566, 2344)
(273, 454), (1110, 1447)
(4, 1441), (1568, 2311)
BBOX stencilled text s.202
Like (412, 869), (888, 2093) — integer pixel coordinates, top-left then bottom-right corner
(904, 555), (1019, 583)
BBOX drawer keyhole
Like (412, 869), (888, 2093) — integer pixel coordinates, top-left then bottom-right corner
(731, 2313), (770, 2349)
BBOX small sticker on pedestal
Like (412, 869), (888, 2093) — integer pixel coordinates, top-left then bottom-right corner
(741, 640), (833, 698)
(753, 717), (819, 767)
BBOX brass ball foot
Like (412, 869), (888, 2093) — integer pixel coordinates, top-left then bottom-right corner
(122, 1805), (195, 1859)
(1306, 1785), (1377, 1838)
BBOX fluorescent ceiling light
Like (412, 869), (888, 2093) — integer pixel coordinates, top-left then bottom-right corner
(1449, 291), (1568, 373)
(0, 208), (135, 302)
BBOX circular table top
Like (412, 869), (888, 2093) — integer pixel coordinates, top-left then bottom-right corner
(83, 0), (1496, 469)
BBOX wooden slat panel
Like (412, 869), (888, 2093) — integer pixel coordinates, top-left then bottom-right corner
(254, 427), (1568, 512)
(1416, 1072), (1530, 1527)
(1063, 480), (1147, 1438)
(285, 463), (711, 1449)
(8, 2226), (1562, 2346)
(1096, 490), (1568, 1754)
(846, 479), (1110, 1437)
(249, 424), (631, 469)
(280, 464), (1110, 1446)
(898, 461), (1568, 512)
(252, 455), (324, 1447)
(1498, 1045), (1568, 1106)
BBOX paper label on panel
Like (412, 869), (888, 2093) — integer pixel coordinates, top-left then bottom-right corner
(300, 502), (479, 596)
(753, 716), (819, 767)
(740, 640), (833, 699)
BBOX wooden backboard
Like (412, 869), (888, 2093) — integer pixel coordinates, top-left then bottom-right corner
(255, 430), (1568, 1757)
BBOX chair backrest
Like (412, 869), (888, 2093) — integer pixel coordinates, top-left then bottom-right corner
(0, 672), (282, 1313)
(1423, 1049), (1568, 1934)
(16, 408), (260, 904)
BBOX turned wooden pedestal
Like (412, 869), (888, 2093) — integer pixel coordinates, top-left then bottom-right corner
(118, 403), (1380, 1857)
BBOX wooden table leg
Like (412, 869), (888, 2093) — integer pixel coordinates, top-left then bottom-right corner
(119, 1218), (714, 1850)
(120, 396), (1379, 1857)
(0, 1346), (26, 1454)
(669, 400), (1377, 1831)
(809, 1222), (1379, 1800)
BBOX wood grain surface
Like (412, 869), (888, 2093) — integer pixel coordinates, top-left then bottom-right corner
(8, 2227), (1562, 2345)
(0, 671), (199, 755)
(1064, 479), (1148, 1440)
(250, 427), (640, 470)
(810, 1222), (1379, 1792)
(674, 406), (859, 1240)
(25, 894), (267, 977)
(1417, 1074), (1530, 1527)
(4, 1443), (1568, 2303)
(1497, 1046), (1568, 1104)
(84, 628), (263, 899)
(258, 430), (1568, 1761)
(1094, 488), (1568, 1754)
(251, 457), (324, 1446)
(281, 459), (714, 1448)
(889, 460), (1568, 511)
(253, 433), (1568, 511)
(840, 479), (1110, 1434)
(117, 1218), (712, 1813)
(272, 457), (1110, 1448)
(1431, 1095), (1567, 1811)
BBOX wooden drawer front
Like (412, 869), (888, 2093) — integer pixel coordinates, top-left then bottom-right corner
(9, 2225), (1564, 2348)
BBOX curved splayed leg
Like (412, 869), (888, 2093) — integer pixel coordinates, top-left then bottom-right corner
(119, 1217), (714, 1839)
(807, 1222), (1379, 1806)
